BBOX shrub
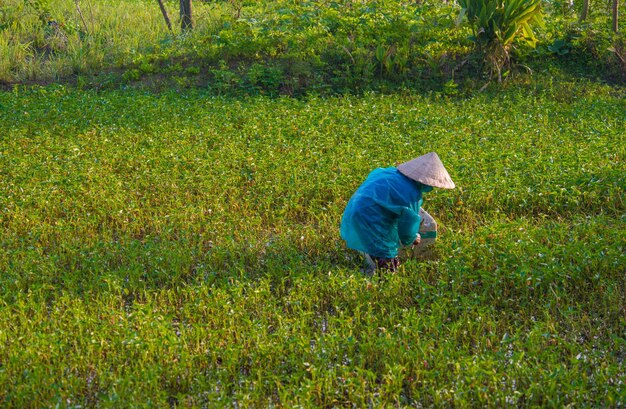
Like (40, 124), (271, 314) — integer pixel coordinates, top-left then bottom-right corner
(457, 0), (544, 81)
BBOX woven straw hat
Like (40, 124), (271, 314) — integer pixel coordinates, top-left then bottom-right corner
(397, 152), (455, 189)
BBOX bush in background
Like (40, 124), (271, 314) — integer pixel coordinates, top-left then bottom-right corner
(0, 0), (623, 92)
(456, 0), (543, 81)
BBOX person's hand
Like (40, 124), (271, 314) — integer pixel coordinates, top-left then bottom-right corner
(413, 234), (421, 246)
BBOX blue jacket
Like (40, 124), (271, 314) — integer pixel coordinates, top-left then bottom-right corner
(340, 167), (427, 258)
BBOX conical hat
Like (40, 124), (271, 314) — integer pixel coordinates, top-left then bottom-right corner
(397, 152), (455, 189)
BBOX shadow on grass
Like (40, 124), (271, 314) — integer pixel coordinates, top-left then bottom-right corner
(0, 234), (363, 304)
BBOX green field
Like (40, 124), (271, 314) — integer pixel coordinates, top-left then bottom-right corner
(1, 83), (624, 407)
(1, 0), (625, 406)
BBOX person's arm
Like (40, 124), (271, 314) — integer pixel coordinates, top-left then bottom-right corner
(398, 207), (422, 246)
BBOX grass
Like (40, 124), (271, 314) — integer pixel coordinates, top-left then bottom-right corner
(0, 0), (229, 84)
(0, 82), (624, 407)
(2, 0), (623, 93)
(0, 0), (472, 93)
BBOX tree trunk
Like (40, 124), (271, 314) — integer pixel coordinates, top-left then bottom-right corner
(157, 0), (173, 34)
(74, 0), (90, 35)
(180, 0), (193, 31)
(612, 0), (619, 32)
(579, 0), (589, 22)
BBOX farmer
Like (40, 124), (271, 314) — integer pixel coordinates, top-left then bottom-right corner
(340, 152), (455, 273)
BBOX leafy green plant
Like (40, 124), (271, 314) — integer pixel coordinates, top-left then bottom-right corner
(457, 0), (544, 81)
(0, 84), (624, 406)
(23, 0), (52, 25)
(608, 34), (626, 79)
(547, 38), (570, 55)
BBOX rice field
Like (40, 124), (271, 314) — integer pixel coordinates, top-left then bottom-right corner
(0, 82), (624, 407)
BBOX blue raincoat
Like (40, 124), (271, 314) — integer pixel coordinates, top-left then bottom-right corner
(340, 167), (430, 258)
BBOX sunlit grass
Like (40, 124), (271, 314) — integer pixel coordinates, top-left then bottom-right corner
(0, 0), (229, 83)
(0, 83), (624, 406)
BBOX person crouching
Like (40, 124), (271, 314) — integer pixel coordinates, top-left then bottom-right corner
(340, 152), (455, 274)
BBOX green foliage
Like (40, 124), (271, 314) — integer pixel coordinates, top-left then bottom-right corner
(2, 0), (624, 92)
(607, 35), (626, 80)
(23, 0), (53, 25)
(197, 0), (467, 93)
(0, 0), (234, 83)
(0, 0), (471, 92)
(547, 38), (570, 55)
(457, 0), (544, 80)
(0, 84), (624, 406)
(559, 24), (626, 81)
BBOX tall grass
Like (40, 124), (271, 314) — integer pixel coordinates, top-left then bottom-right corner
(0, 0), (228, 83)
